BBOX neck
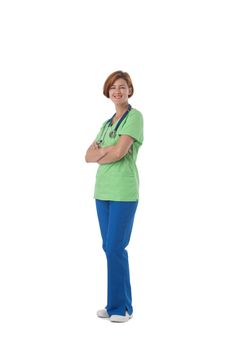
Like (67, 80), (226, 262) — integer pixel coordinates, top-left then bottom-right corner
(114, 102), (129, 118)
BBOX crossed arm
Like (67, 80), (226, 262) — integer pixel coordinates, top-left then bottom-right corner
(85, 135), (134, 164)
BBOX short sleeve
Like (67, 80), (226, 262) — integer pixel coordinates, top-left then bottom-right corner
(119, 109), (144, 144)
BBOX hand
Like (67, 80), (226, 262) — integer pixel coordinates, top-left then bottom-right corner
(89, 141), (100, 150)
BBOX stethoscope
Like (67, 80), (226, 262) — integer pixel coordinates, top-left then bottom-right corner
(97, 104), (132, 145)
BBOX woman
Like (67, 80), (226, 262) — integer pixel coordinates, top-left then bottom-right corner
(85, 70), (143, 323)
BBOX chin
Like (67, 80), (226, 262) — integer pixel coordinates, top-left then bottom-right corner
(114, 100), (127, 105)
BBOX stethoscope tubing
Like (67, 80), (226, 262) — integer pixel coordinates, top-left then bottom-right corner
(98, 104), (132, 144)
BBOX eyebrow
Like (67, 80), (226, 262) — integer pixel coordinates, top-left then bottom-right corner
(111, 84), (126, 87)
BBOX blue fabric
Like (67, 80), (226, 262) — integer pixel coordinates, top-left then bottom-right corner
(95, 199), (138, 316)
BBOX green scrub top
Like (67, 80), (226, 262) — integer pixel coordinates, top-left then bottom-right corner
(94, 108), (143, 201)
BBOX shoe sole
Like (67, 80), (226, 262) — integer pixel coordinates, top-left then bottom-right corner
(110, 313), (133, 323)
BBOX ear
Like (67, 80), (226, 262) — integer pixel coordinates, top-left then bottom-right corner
(128, 87), (132, 96)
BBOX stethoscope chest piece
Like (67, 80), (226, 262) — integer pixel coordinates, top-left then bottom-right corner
(109, 130), (116, 138)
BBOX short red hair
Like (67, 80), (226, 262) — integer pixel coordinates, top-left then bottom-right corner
(103, 70), (134, 98)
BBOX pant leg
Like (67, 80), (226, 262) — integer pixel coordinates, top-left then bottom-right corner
(105, 201), (138, 316)
(95, 199), (110, 252)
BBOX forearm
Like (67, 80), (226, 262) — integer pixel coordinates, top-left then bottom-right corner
(85, 135), (133, 164)
(85, 145), (108, 163)
(97, 146), (122, 164)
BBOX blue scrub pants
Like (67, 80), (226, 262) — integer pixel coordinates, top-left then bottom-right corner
(95, 200), (138, 316)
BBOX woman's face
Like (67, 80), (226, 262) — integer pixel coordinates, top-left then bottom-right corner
(108, 78), (131, 105)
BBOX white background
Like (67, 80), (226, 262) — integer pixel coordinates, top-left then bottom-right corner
(0, 0), (232, 349)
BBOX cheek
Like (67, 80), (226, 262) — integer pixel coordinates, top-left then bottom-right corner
(109, 91), (114, 99)
(122, 88), (129, 96)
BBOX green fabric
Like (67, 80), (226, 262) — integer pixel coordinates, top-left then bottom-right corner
(94, 108), (143, 201)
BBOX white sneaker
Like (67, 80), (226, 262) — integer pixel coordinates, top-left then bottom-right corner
(97, 309), (109, 318)
(110, 312), (133, 323)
